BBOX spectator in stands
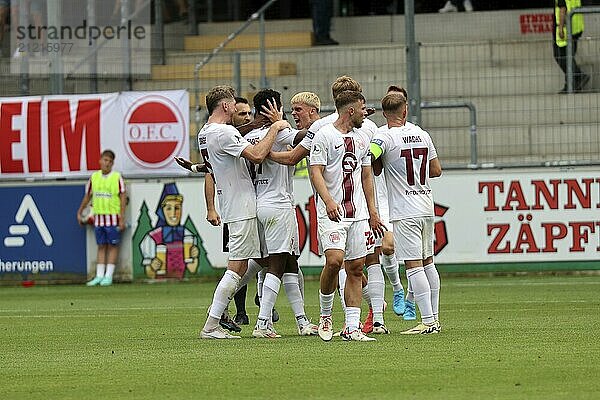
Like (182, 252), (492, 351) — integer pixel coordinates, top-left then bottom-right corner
(171, 0), (188, 21)
(77, 150), (126, 287)
(553, 0), (589, 93)
(439, 0), (474, 13)
(312, 0), (338, 45)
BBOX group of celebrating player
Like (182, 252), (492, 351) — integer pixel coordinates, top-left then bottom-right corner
(183, 75), (442, 341)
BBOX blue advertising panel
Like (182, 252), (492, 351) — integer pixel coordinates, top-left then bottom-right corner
(0, 185), (87, 280)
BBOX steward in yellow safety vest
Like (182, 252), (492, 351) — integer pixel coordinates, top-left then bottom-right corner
(553, 0), (589, 93)
(555, 0), (583, 48)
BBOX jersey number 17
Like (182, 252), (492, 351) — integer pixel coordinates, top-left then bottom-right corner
(401, 147), (428, 186)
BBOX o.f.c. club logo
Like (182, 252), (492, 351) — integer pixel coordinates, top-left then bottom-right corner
(123, 95), (186, 168)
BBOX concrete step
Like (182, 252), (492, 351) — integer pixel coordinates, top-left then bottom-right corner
(151, 61), (296, 80)
(427, 123), (600, 161)
(132, 78), (600, 131)
(419, 92), (600, 128)
(192, 11), (600, 46)
(183, 31), (313, 52)
(165, 39), (563, 66)
(155, 37), (599, 99)
(138, 60), (598, 100)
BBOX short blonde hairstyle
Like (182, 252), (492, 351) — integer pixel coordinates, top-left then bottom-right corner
(331, 75), (362, 99)
(290, 92), (321, 111)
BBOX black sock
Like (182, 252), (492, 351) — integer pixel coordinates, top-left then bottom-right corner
(234, 284), (247, 315)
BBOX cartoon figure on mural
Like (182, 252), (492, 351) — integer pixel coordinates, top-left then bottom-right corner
(139, 183), (199, 279)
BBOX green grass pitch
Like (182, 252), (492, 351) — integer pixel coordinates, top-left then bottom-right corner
(1, 275), (599, 399)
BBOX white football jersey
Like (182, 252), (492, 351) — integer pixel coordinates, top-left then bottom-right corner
(202, 122), (256, 223)
(299, 112), (338, 151)
(244, 126), (298, 208)
(358, 118), (389, 217)
(371, 123), (438, 221)
(310, 123), (371, 221)
(197, 129), (210, 173)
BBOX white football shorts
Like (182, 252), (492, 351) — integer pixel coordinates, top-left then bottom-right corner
(374, 206), (393, 248)
(257, 206), (300, 255)
(392, 216), (434, 261)
(318, 217), (374, 261)
(227, 217), (261, 260)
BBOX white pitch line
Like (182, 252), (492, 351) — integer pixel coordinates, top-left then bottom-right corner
(0, 314), (157, 319)
(443, 299), (592, 305)
(0, 305), (200, 313)
(447, 280), (600, 287)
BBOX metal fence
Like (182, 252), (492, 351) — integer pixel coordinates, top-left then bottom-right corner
(0, 3), (599, 169)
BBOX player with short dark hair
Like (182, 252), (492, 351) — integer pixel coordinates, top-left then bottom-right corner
(245, 89), (317, 338)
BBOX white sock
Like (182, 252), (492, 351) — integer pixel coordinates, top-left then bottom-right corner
(319, 290), (335, 316)
(205, 270), (240, 330)
(366, 264), (385, 324)
(297, 267), (305, 299)
(424, 263), (440, 321)
(338, 268), (347, 312)
(237, 259), (263, 292)
(95, 263), (106, 279)
(345, 306), (361, 332)
(406, 273), (414, 302)
(406, 267), (434, 324)
(257, 268), (266, 303)
(104, 263), (115, 279)
(362, 284), (371, 307)
(381, 253), (403, 292)
(257, 273), (280, 327)
(282, 273), (307, 325)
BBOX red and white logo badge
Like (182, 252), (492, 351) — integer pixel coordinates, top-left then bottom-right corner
(329, 232), (341, 243)
(123, 95), (186, 168)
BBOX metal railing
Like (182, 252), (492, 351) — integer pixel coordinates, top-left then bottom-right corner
(193, 0), (278, 135)
(421, 101), (477, 168)
(566, 6), (600, 93)
(63, 0), (154, 91)
(320, 102), (478, 169)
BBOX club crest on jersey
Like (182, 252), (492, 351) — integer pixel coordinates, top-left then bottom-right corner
(329, 232), (341, 243)
(356, 138), (366, 150)
(342, 153), (358, 173)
